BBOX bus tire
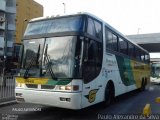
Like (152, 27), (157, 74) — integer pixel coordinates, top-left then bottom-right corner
(145, 78), (147, 86)
(104, 81), (115, 106)
(140, 79), (145, 91)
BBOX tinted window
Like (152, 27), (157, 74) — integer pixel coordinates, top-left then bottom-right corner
(87, 17), (102, 40)
(0, 30), (4, 37)
(25, 16), (84, 36)
(112, 34), (118, 51)
(105, 28), (118, 51)
(141, 52), (145, 61)
(145, 53), (150, 63)
(135, 48), (141, 60)
(94, 20), (102, 39)
(128, 43), (135, 58)
(6, 0), (16, 7)
(7, 30), (15, 41)
(87, 18), (96, 37)
(119, 38), (128, 55)
(105, 30), (113, 50)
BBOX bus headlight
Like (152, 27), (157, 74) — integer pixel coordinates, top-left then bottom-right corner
(58, 85), (79, 91)
(59, 86), (72, 90)
(16, 83), (25, 88)
(59, 86), (66, 90)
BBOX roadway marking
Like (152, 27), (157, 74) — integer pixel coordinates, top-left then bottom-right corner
(143, 103), (151, 117)
(155, 97), (160, 103)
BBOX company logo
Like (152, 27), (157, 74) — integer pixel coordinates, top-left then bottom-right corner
(85, 89), (99, 103)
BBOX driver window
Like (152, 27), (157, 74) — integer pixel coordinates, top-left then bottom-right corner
(83, 39), (102, 83)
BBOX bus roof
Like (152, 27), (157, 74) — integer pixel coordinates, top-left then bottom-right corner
(28, 12), (149, 54)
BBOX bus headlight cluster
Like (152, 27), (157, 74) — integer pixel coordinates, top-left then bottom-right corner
(58, 85), (79, 91)
(59, 86), (71, 90)
(16, 83), (25, 88)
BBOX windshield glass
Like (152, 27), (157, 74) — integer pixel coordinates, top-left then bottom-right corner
(20, 36), (81, 79)
(24, 15), (84, 36)
(20, 39), (45, 77)
(151, 63), (160, 77)
(43, 36), (76, 78)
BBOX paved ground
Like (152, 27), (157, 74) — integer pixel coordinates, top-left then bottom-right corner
(0, 83), (160, 120)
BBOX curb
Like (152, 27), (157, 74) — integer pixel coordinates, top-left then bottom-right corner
(0, 100), (16, 106)
(0, 97), (16, 107)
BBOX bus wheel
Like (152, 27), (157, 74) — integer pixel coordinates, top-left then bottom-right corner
(104, 82), (114, 106)
(140, 79), (145, 91)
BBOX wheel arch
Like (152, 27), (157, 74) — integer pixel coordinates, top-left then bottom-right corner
(104, 80), (115, 99)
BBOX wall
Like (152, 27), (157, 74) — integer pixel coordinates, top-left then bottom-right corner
(16, 0), (43, 43)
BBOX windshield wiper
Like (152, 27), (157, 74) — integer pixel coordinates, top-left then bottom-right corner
(43, 44), (57, 80)
(23, 44), (40, 79)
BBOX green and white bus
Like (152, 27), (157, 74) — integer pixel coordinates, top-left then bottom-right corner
(15, 12), (150, 109)
(151, 62), (160, 83)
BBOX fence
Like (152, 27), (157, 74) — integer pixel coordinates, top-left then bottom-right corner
(0, 76), (15, 103)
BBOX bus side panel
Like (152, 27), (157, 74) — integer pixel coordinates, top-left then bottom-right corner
(81, 53), (132, 109)
(115, 55), (150, 92)
(81, 53), (150, 108)
(130, 60), (150, 88)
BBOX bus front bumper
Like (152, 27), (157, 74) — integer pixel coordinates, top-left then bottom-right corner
(15, 88), (82, 110)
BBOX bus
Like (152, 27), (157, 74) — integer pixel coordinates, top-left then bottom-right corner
(151, 62), (160, 83)
(15, 12), (150, 109)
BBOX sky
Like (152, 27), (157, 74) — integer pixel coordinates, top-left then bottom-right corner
(34, 0), (160, 58)
(34, 0), (160, 35)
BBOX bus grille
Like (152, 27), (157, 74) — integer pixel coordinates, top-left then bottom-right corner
(26, 84), (38, 88)
(41, 85), (55, 89)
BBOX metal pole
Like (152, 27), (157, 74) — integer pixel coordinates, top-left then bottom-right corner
(2, 16), (8, 86)
(22, 19), (28, 39)
(62, 3), (66, 14)
(137, 28), (141, 34)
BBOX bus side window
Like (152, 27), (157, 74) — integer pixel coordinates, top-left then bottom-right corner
(119, 38), (128, 55)
(105, 28), (118, 52)
(105, 30), (113, 50)
(112, 34), (118, 51)
(87, 18), (96, 37)
(94, 20), (102, 40)
(135, 48), (141, 61)
(145, 53), (150, 63)
(141, 52), (145, 62)
(128, 43), (135, 58)
(87, 17), (103, 41)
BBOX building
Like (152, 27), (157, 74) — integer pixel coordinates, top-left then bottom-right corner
(0, 0), (43, 71)
(127, 33), (160, 53)
(127, 33), (160, 62)
(0, 0), (16, 56)
(0, 0), (16, 104)
(16, 0), (43, 43)
(0, 0), (43, 56)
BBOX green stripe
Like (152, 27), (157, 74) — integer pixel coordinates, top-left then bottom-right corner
(116, 55), (135, 86)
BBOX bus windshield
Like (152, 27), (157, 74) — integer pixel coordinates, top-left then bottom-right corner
(20, 36), (82, 79)
(24, 15), (84, 36)
(151, 63), (160, 78)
